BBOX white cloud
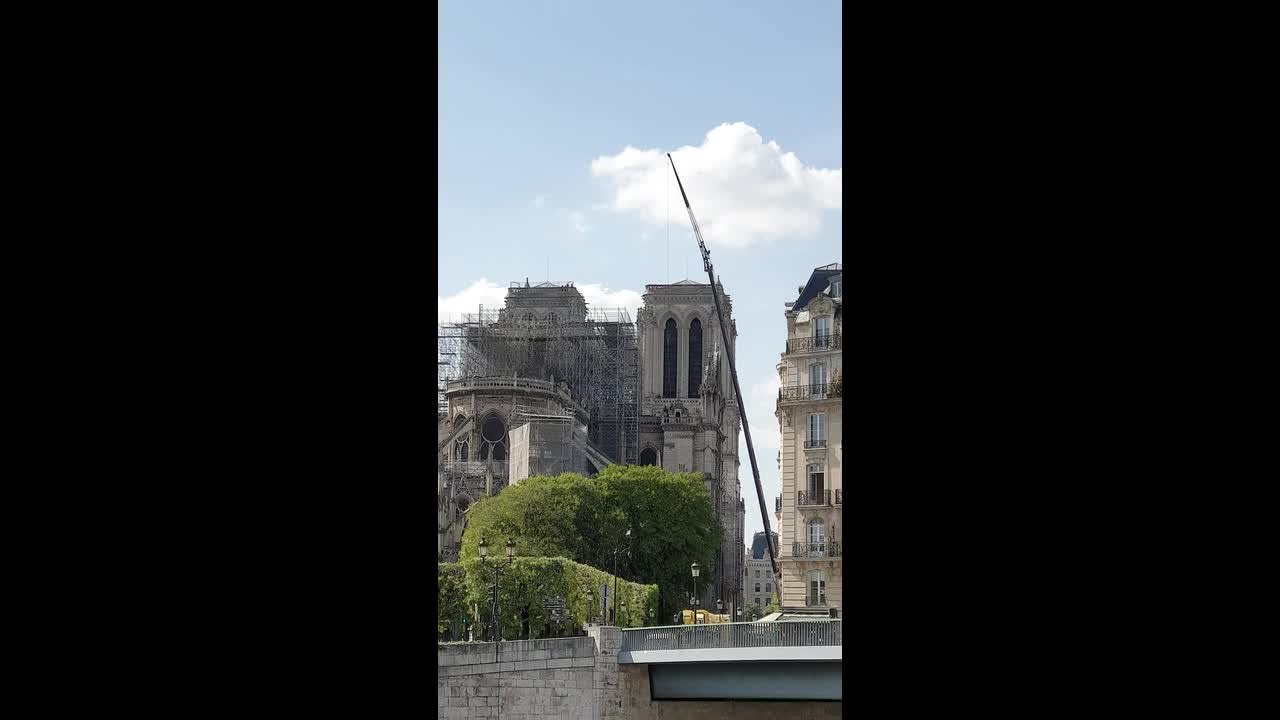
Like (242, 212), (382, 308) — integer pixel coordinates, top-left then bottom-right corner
(578, 282), (643, 322)
(437, 278), (508, 324)
(568, 210), (593, 234)
(590, 122), (841, 247)
(439, 277), (643, 325)
(532, 193), (550, 208)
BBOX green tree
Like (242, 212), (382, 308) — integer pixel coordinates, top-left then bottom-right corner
(459, 466), (719, 618)
(591, 465), (719, 615)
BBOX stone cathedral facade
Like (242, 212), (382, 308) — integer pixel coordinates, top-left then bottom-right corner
(439, 277), (746, 614)
(635, 279), (745, 613)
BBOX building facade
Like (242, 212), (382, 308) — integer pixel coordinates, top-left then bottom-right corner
(775, 263), (843, 615)
(439, 277), (744, 615)
(635, 279), (744, 614)
(744, 531), (779, 610)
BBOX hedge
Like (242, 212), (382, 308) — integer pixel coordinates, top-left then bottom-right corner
(438, 556), (658, 640)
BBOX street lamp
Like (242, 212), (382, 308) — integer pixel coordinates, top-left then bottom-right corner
(478, 537), (516, 641)
(690, 562), (700, 610)
(610, 528), (631, 625)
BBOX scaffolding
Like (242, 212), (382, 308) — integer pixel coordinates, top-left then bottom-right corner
(436, 282), (639, 466)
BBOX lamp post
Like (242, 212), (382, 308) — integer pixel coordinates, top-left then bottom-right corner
(478, 537), (515, 642)
(610, 528), (631, 625)
(690, 562), (700, 610)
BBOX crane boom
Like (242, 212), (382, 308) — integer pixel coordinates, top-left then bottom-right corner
(667, 153), (781, 582)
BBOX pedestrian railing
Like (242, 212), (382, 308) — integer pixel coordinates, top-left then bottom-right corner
(619, 619), (841, 652)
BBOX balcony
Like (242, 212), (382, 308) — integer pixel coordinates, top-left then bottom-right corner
(778, 383), (840, 404)
(804, 438), (827, 449)
(835, 489), (842, 505)
(775, 495), (781, 514)
(798, 490), (832, 507)
(792, 541), (842, 558)
(786, 333), (841, 355)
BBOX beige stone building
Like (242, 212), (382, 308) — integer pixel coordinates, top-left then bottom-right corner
(744, 531), (779, 611)
(635, 279), (743, 613)
(774, 263), (843, 615)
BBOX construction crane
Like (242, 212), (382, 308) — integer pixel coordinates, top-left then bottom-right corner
(667, 153), (781, 584)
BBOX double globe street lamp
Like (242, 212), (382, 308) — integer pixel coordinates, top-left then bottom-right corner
(478, 537), (515, 641)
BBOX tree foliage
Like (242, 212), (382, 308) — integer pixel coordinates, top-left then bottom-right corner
(460, 466), (720, 616)
(438, 557), (658, 640)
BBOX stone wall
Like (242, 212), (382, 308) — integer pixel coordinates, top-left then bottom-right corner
(437, 629), (621, 719)
(438, 625), (838, 719)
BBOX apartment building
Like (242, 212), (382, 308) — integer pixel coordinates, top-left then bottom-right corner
(775, 263), (842, 615)
(743, 532), (779, 610)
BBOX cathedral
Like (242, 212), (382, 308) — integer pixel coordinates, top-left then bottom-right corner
(438, 277), (745, 614)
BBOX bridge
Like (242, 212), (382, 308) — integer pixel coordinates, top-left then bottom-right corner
(438, 622), (842, 717)
(618, 620), (842, 702)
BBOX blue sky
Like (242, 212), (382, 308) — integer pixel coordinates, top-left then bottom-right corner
(439, 0), (842, 552)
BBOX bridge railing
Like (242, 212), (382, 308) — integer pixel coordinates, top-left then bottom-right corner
(620, 620), (841, 652)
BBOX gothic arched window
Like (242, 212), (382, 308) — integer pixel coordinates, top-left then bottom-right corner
(663, 319), (677, 398)
(688, 318), (702, 398)
(479, 415), (506, 462)
(640, 447), (657, 466)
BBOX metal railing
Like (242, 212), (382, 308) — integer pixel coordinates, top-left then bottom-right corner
(775, 495), (781, 513)
(786, 333), (841, 354)
(797, 489), (831, 506)
(792, 541), (842, 558)
(778, 383), (833, 403)
(835, 489), (842, 505)
(804, 438), (827, 449)
(620, 620), (841, 652)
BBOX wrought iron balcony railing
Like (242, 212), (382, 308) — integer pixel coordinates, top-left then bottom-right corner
(778, 383), (835, 403)
(797, 489), (832, 506)
(786, 333), (841, 354)
(775, 495), (781, 513)
(792, 541), (842, 558)
(804, 438), (827, 449)
(835, 489), (842, 505)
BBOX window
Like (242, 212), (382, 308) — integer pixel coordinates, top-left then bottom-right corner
(765, 583), (771, 593)
(807, 464), (825, 498)
(754, 583), (761, 593)
(754, 570), (760, 578)
(807, 414), (825, 447)
(456, 440), (469, 462)
(831, 280), (841, 299)
(814, 317), (831, 347)
(663, 319), (678, 398)
(805, 571), (826, 606)
(688, 318), (702, 398)
(640, 447), (657, 466)
(480, 415), (506, 462)
(807, 519), (826, 556)
(755, 597), (762, 605)
(810, 363), (827, 399)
